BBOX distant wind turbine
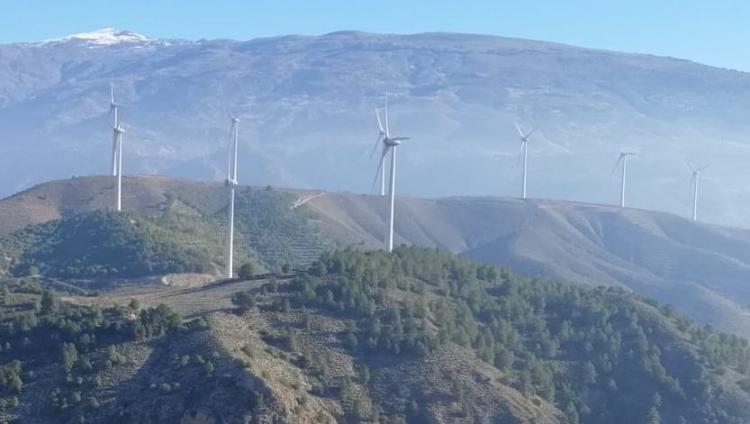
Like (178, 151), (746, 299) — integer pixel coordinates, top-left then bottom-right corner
(224, 114), (240, 278)
(514, 123), (536, 199)
(370, 92), (390, 196)
(109, 81), (120, 176)
(371, 93), (410, 252)
(612, 151), (637, 208)
(687, 162), (709, 222)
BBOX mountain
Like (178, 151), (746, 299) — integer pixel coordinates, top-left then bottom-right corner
(2, 247), (750, 423)
(2, 30), (750, 227)
(3, 176), (750, 342)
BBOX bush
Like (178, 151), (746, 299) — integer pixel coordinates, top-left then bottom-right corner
(232, 291), (256, 312)
(238, 263), (256, 280)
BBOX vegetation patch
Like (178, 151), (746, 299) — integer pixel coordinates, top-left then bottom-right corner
(2, 211), (214, 278)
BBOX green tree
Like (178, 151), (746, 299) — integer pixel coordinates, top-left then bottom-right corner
(582, 361), (597, 385)
(61, 343), (78, 372)
(238, 262), (256, 280)
(564, 403), (579, 424)
(232, 291), (256, 312)
(646, 406), (661, 424)
(40, 289), (57, 314)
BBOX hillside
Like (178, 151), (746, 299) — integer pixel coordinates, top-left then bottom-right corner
(3, 175), (750, 340)
(2, 31), (750, 226)
(0, 176), (331, 279)
(307, 193), (750, 335)
(2, 247), (750, 423)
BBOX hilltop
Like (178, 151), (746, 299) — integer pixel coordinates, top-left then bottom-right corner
(3, 176), (750, 341)
(1, 31), (750, 226)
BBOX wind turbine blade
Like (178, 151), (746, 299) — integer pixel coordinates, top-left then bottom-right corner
(375, 108), (384, 133)
(226, 121), (234, 180)
(611, 156), (624, 175)
(514, 122), (525, 138)
(391, 137), (410, 142)
(384, 93), (390, 137)
(110, 80), (115, 104)
(370, 134), (384, 157)
(685, 160), (695, 173)
(526, 128), (537, 138)
(371, 147), (389, 194)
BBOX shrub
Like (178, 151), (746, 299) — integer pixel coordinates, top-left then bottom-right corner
(238, 262), (256, 280)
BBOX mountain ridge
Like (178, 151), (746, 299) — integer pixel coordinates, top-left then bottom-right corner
(2, 31), (750, 227)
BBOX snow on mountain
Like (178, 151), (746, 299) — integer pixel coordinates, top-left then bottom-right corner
(41, 28), (153, 46)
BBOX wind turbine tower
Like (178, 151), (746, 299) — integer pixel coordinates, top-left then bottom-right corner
(371, 93), (410, 252)
(688, 162), (709, 222)
(613, 152), (637, 208)
(514, 123), (536, 199)
(225, 115), (240, 278)
(113, 124), (125, 212)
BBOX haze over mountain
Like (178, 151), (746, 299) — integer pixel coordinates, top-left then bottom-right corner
(2, 29), (750, 227)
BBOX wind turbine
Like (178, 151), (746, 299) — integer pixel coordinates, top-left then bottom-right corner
(109, 81), (120, 176)
(370, 92), (392, 196)
(514, 123), (536, 199)
(113, 124), (125, 212)
(687, 162), (709, 222)
(370, 93), (409, 252)
(224, 115), (240, 278)
(612, 151), (637, 208)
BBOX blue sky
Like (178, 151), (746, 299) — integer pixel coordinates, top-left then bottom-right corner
(1, 0), (748, 71)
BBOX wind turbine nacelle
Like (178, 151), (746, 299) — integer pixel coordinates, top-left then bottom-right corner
(225, 178), (238, 187)
(385, 137), (408, 146)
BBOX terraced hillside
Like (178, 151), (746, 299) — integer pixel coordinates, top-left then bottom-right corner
(0, 176), (333, 277)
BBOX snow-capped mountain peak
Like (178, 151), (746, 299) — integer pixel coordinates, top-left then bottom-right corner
(42, 28), (152, 46)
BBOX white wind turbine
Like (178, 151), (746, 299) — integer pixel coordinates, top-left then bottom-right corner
(371, 93), (410, 252)
(109, 81), (120, 176)
(612, 151), (637, 208)
(514, 123), (537, 199)
(687, 162), (709, 222)
(370, 91), (393, 196)
(224, 115), (240, 278)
